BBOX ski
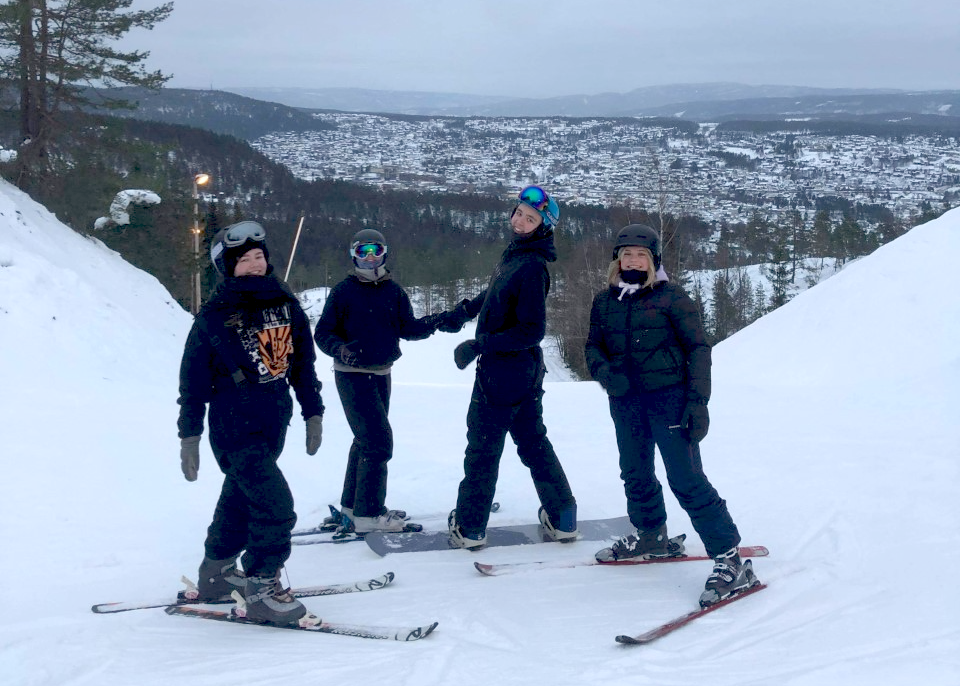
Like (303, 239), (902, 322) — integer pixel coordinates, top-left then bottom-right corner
(615, 583), (767, 645)
(474, 544), (769, 576)
(291, 533), (367, 546)
(91, 572), (395, 614)
(293, 522), (424, 546)
(164, 604), (438, 641)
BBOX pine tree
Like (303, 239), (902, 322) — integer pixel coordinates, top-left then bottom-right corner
(744, 211), (772, 262)
(731, 268), (755, 333)
(788, 208), (809, 281)
(805, 209), (834, 286)
(766, 238), (793, 310)
(811, 210), (833, 258)
(690, 278), (709, 329)
(753, 282), (767, 319)
(0, 0), (173, 187)
(709, 270), (737, 343)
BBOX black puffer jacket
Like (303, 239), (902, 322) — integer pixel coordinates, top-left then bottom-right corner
(461, 227), (556, 404)
(177, 273), (324, 451)
(585, 280), (711, 402)
(313, 273), (437, 370)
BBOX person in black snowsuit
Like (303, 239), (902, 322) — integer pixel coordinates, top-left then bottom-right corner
(441, 186), (578, 549)
(177, 221), (324, 626)
(313, 228), (446, 534)
(585, 224), (759, 608)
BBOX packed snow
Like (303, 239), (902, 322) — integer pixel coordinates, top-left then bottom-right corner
(0, 178), (957, 685)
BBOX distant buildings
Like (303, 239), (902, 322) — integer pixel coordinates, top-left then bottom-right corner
(252, 112), (960, 228)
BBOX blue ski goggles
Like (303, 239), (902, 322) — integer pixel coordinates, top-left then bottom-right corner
(519, 185), (550, 212)
(222, 221), (267, 247)
(517, 185), (559, 227)
(351, 242), (388, 260)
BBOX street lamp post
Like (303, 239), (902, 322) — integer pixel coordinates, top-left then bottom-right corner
(191, 173), (210, 314)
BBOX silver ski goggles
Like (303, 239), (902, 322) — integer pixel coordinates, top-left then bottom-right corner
(222, 221), (267, 247)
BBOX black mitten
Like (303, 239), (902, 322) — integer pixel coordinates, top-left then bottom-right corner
(454, 339), (481, 369)
(681, 401), (710, 443)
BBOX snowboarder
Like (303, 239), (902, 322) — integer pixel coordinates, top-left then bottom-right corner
(440, 185), (578, 549)
(177, 220), (324, 626)
(585, 223), (759, 607)
(313, 228), (447, 533)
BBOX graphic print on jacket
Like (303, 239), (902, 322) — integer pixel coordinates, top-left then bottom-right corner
(237, 304), (294, 382)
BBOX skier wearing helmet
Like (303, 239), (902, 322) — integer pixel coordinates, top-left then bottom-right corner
(440, 185), (578, 549)
(177, 221), (324, 627)
(586, 223), (760, 608)
(313, 228), (450, 535)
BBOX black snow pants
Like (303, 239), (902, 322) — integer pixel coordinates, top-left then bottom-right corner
(335, 370), (393, 518)
(205, 431), (295, 578)
(609, 384), (740, 557)
(455, 363), (576, 536)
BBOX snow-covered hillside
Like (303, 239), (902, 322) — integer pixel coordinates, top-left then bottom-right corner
(1, 178), (957, 685)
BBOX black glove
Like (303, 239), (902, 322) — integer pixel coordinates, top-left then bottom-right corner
(438, 300), (472, 333)
(422, 312), (446, 333)
(596, 364), (630, 397)
(180, 436), (200, 482)
(337, 340), (361, 366)
(306, 415), (323, 455)
(454, 339), (481, 369)
(680, 400), (710, 443)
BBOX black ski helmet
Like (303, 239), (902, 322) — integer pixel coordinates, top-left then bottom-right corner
(349, 228), (388, 269)
(612, 224), (662, 270)
(210, 220), (269, 276)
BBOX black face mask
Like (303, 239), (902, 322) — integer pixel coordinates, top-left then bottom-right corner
(621, 269), (647, 285)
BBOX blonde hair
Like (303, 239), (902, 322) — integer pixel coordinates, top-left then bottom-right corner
(607, 247), (657, 288)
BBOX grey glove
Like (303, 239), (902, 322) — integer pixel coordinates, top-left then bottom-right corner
(306, 415), (323, 455)
(180, 436), (201, 482)
(454, 339), (481, 369)
(338, 341), (361, 366)
(680, 400), (710, 443)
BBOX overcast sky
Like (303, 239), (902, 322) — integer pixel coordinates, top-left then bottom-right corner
(127, 0), (960, 98)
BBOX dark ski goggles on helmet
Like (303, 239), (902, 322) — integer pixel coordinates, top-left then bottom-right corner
(519, 185), (550, 212)
(222, 221), (266, 247)
(351, 242), (388, 260)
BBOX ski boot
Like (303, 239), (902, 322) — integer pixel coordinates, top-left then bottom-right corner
(699, 547), (760, 608)
(538, 505), (579, 542)
(595, 523), (680, 562)
(352, 509), (408, 533)
(242, 571), (308, 626)
(194, 555), (245, 602)
(448, 509), (486, 550)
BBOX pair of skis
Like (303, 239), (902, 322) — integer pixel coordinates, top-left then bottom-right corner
(473, 539), (770, 645)
(92, 572), (438, 642)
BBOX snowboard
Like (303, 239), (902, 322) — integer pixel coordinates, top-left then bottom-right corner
(364, 516), (634, 556)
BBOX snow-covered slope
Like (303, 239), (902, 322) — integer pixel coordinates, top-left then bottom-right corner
(1, 178), (957, 685)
